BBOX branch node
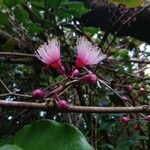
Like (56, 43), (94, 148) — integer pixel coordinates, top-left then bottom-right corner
(143, 105), (150, 111)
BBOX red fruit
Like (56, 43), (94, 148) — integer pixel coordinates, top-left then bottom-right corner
(71, 69), (79, 77)
(121, 116), (130, 123)
(127, 85), (133, 92)
(56, 99), (69, 110)
(139, 87), (146, 95)
(82, 73), (97, 84)
(144, 115), (150, 121)
(32, 88), (46, 98)
(134, 124), (141, 131)
(121, 96), (129, 102)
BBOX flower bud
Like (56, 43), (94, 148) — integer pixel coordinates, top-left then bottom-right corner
(82, 73), (97, 84)
(121, 96), (129, 102)
(56, 99), (69, 110)
(71, 69), (79, 77)
(127, 85), (133, 92)
(32, 88), (46, 98)
(121, 116), (130, 123)
(144, 115), (150, 121)
(139, 87), (146, 95)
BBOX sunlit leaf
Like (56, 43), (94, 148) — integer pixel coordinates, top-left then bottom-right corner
(111, 0), (144, 8)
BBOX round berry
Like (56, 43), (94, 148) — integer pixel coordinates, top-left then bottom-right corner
(139, 87), (146, 95)
(144, 115), (150, 121)
(71, 69), (79, 77)
(82, 73), (97, 84)
(121, 116), (130, 123)
(121, 96), (129, 102)
(56, 99), (69, 110)
(32, 88), (46, 98)
(127, 85), (133, 92)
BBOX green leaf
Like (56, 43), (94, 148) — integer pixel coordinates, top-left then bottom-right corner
(83, 27), (99, 36)
(113, 49), (129, 59)
(0, 144), (23, 150)
(111, 0), (144, 8)
(98, 120), (116, 131)
(59, 2), (89, 17)
(0, 0), (3, 6)
(100, 143), (114, 150)
(115, 144), (130, 150)
(25, 22), (44, 34)
(3, 0), (24, 7)
(14, 120), (94, 150)
(0, 12), (8, 25)
(47, 0), (60, 9)
(115, 138), (133, 150)
(14, 6), (29, 23)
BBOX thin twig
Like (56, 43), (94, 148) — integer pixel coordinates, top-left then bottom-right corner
(0, 79), (11, 93)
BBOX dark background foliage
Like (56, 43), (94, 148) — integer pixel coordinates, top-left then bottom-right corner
(0, 0), (150, 149)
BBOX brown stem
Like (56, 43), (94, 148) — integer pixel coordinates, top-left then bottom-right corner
(0, 100), (150, 113)
(0, 52), (35, 58)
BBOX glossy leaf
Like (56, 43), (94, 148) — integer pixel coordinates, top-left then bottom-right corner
(14, 120), (94, 150)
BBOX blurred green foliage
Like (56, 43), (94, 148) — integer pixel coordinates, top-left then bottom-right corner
(0, 0), (149, 150)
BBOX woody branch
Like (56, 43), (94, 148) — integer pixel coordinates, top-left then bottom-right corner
(0, 100), (150, 113)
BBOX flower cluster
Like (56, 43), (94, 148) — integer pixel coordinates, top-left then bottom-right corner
(34, 37), (106, 108)
(35, 37), (106, 78)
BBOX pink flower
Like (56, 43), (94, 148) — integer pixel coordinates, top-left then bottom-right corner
(76, 37), (106, 68)
(35, 39), (65, 73)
